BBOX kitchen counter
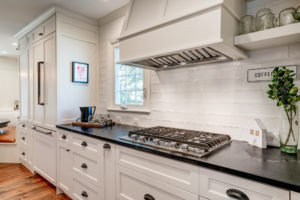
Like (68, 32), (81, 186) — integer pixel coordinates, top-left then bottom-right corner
(56, 124), (300, 193)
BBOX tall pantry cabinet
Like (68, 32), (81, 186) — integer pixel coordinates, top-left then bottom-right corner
(16, 7), (98, 184)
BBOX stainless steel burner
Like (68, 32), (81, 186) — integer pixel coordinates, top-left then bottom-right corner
(120, 126), (231, 158)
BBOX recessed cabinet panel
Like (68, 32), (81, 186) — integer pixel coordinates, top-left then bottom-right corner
(43, 34), (56, 128)
(32, 41), (44, 125)
(116, 146), (198, 194)
(116, 165), (198, 200)
(199, 167), (289, 200)
(73, 151), (101, 186)
(33, 128), (56, 185)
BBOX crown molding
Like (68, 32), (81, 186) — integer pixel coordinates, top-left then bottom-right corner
(14, 7), (56, 40)
(98, 5), (128, 27)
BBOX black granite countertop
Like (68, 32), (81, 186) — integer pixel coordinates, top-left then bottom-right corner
(56, 124), (300, 193)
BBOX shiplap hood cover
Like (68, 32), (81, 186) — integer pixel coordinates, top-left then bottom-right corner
(118, 0), (247, 70)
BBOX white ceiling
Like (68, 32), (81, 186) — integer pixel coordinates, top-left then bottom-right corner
(0, 0), (129, 57)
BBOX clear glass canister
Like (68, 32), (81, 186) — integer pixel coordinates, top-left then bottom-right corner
(256, 8), (277, 31)
(292, 5), (300, 21)
(239, 15), (255, 35)
(279, 7), (297, 26)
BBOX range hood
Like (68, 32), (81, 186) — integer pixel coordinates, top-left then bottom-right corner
(118, 0), (247, 70)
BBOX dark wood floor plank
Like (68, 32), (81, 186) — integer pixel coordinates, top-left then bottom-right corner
(0, 164), (70, 200)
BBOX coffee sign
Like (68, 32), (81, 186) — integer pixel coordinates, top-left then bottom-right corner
(247, 65), (297, 82)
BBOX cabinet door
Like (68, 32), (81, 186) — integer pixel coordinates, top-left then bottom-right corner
(32, 41), (45, 126)
(33, 127), (56, 185)
(58, 144), (72, 196)
(19, 50), (29, 121)
(43, 34), (56, 129)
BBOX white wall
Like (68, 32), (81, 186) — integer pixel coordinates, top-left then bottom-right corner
(98, 1), (300, 143)
(0, 56), (19, 126)
(56, 12), (98, 124)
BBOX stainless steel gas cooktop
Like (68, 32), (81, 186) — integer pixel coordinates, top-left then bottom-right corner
(120, 126), (232, 158)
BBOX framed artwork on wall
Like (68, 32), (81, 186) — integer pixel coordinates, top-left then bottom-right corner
(72, 61), (89, 83)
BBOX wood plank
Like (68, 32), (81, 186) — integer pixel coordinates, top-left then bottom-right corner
(0, 164), (71, 200)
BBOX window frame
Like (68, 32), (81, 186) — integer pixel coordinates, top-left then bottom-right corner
(107, 42), (151, 113)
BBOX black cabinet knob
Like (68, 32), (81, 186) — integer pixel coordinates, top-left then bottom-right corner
(144, 194), (155, 200)
(61, 135), (66, 139)
(81, 163), (88, 169)
(81, 141), (88, 147)
(22, 124), (25, 128)
(66, 149), (70, 152)
(81, 191), (88, 198)
(226, 189), (249, 200)
(38, 32), (43, 36)
(22, 137), (25, 140)
(22, 152), (25, 156)
(103, 143), (111, 149)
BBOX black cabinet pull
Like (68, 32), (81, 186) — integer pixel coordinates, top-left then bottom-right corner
(66, 149), (70, 152)
(81, 163), (88, 169)
(226, 189), (249, 200)
(81, 141), (87, 147)
(144, 194), (155, 200)
(22, 152), (25, 156)
(22, 137), (25, 140)
(81, 191), (88, 197)
(22, 124), (25, 128)
(61, 135), (66, 139)
(103, 143), (111, 149)
(38, 32), (44, 36)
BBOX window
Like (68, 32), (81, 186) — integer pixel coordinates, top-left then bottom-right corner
(114, 47), (144, 105)
(108, 45), (150, 113)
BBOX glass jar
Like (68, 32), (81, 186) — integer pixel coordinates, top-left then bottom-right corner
(256, 8), (277, 31)
(279, 7), (297, 26)
(239, 15), (255, 35)
(292, 5), (300, 21)
(279, 106), (299, 154)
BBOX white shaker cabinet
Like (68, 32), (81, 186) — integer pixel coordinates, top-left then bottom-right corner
(32, 33), (56, 129)
(33, 126), (56, 186)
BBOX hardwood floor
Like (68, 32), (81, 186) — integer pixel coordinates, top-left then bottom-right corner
(0, 163), (71, 200)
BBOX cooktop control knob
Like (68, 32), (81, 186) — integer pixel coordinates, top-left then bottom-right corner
(153, 138), (160, 145)
(130, 134), (138, 141)
(139, 136), (146, 143)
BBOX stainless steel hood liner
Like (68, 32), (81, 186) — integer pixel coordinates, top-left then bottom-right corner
(122, 47), (232, 70)
(118, 0), (247, 70)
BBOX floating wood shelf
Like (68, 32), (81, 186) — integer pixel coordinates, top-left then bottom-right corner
(234, 22), (300, 51)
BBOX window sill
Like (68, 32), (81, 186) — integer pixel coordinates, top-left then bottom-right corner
(107, 107), (151, 114)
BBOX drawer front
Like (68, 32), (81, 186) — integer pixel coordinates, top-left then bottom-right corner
(43, 15), (55, 36)
(73, 151), (102, 186)
(117, 165), (198, 200)
(199, 167), (289, 200)
(19, 146), (28, 163)
(73, 176), (103, 200)
(116, 146), (198, 194)
(72, 134), (99, 157)
(57, 130), (72, 145)
(33, 25), (44, 42)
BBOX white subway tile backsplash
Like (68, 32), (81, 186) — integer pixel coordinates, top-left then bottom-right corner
(98, 0), (300, 145)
